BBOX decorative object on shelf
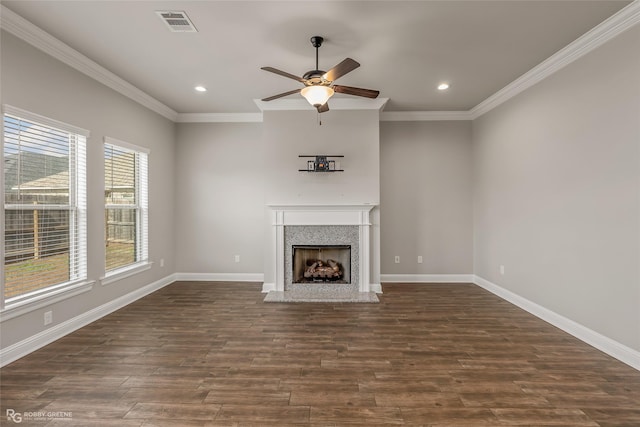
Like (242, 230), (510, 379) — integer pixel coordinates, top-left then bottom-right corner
(299, 155), (344, 172)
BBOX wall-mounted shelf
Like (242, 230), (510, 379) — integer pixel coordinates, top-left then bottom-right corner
(299, 155), (344, 172)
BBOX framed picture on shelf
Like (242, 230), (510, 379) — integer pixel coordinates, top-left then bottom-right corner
(315, 156), (329, 171)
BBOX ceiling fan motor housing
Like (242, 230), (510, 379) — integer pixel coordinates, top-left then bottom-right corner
(303, 70), (328, 85)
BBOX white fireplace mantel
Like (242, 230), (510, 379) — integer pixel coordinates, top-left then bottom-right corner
(270, 204), (375, 226)
(263, 204), (379, 294)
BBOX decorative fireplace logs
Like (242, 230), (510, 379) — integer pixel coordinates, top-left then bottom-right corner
(304, 259), (343, 280)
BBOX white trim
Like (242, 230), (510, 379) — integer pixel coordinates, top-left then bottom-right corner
(5, 204), (74, 210)
(381, 274), (475, 283)
(268, 205), (376, 294)
(473, 275), (640, 371)
(380, 111), (473, 122)
(370, 283), (383, 294)
(0, 273), (176, 367)
(469, 0), (640, 119)
(103, 136), (150, 155)
(262, 282), (276, 293)
(3, 104), (90, 136)
(101, 261), (153, 286)
(176, 113), (263, 123)
(175, 272), (265, 282)
(0, 280), (95, 322)
(0, 5), (178, 122)
(254, 98), (389, 112)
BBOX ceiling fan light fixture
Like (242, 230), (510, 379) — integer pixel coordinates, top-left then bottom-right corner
(261, 35), (376, 112)
(301, 85), (334, 107)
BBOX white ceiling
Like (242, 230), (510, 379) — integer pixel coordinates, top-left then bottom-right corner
(2, 1), (631, 114)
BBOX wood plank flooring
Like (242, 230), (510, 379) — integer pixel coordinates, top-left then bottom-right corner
(1, 282), (639, 426)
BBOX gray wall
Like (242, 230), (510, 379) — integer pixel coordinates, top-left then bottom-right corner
(262, 110), (380, 205)
(1, 31), (176, 348)
(261, 109), (381, 285)
(174, 122), (264, 274)
(176, 113), (475, 281)
(174, 110), (383, 283)
(473, 26), (640, 351)
(380, 121), (473, 274)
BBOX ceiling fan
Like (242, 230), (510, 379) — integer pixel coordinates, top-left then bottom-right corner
(261, 36), (379, 113)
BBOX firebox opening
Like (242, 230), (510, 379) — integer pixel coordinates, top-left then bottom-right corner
(292, 245), (351, 284)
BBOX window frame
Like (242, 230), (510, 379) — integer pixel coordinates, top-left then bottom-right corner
(102, 136), (150, 284)
(1, 105), (92, 315)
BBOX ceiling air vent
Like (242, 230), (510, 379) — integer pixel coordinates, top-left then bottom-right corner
(156, 11), (197, 33)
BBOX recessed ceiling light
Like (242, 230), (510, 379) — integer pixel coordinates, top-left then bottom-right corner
(194, 86), (207, 92)
(438, 83), (450, 91)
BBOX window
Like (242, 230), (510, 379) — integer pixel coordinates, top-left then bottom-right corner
(104, 137), (148, 274)
(3, 106), (88, 306)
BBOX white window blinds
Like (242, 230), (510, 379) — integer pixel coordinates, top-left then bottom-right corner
(3, 106), (88, 303)
(104, 137), (148, 273)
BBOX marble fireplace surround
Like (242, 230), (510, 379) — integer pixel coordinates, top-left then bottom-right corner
(263, 204), (380, 302)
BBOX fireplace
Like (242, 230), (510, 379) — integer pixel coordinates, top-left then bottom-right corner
(263, 204), (380, 301)
(293, 245), (351, 284)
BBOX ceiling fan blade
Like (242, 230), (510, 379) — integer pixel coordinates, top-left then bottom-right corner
(333, 85), (379, 99)
(317, 102), (330, 113)
(261, 67), (306, 83)
(323, 58), (360, 82)
(261, 88), (301, 102)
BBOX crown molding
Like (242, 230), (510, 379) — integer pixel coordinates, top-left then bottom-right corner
(0, 5), (178, 122)
(380, 110), (473, 121)
(176, 113), (263, 123)
(469, 0), (640, 119)
(2, 1), (638, 124)
(254, 97), (389, 112)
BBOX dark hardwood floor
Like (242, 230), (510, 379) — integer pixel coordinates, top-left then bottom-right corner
(1, 282), (639, 426)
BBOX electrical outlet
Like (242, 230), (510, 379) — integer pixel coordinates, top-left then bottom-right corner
(394, 256), (400, 264)
(160, 258), (165, 268)
(500, 265), (505, 275)
(234, 255), (240, 263)
(44, 311), (53, 326)
(417, 256), (423, 264)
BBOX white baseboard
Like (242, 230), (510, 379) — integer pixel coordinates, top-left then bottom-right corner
(0, 273), (177, 368)
(174, 272), (264, 282)
(370, 283), (383, 294)
(262, 282), (276, 293)
(381, 274), (474, 283)
(473, 275), (640, 371)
